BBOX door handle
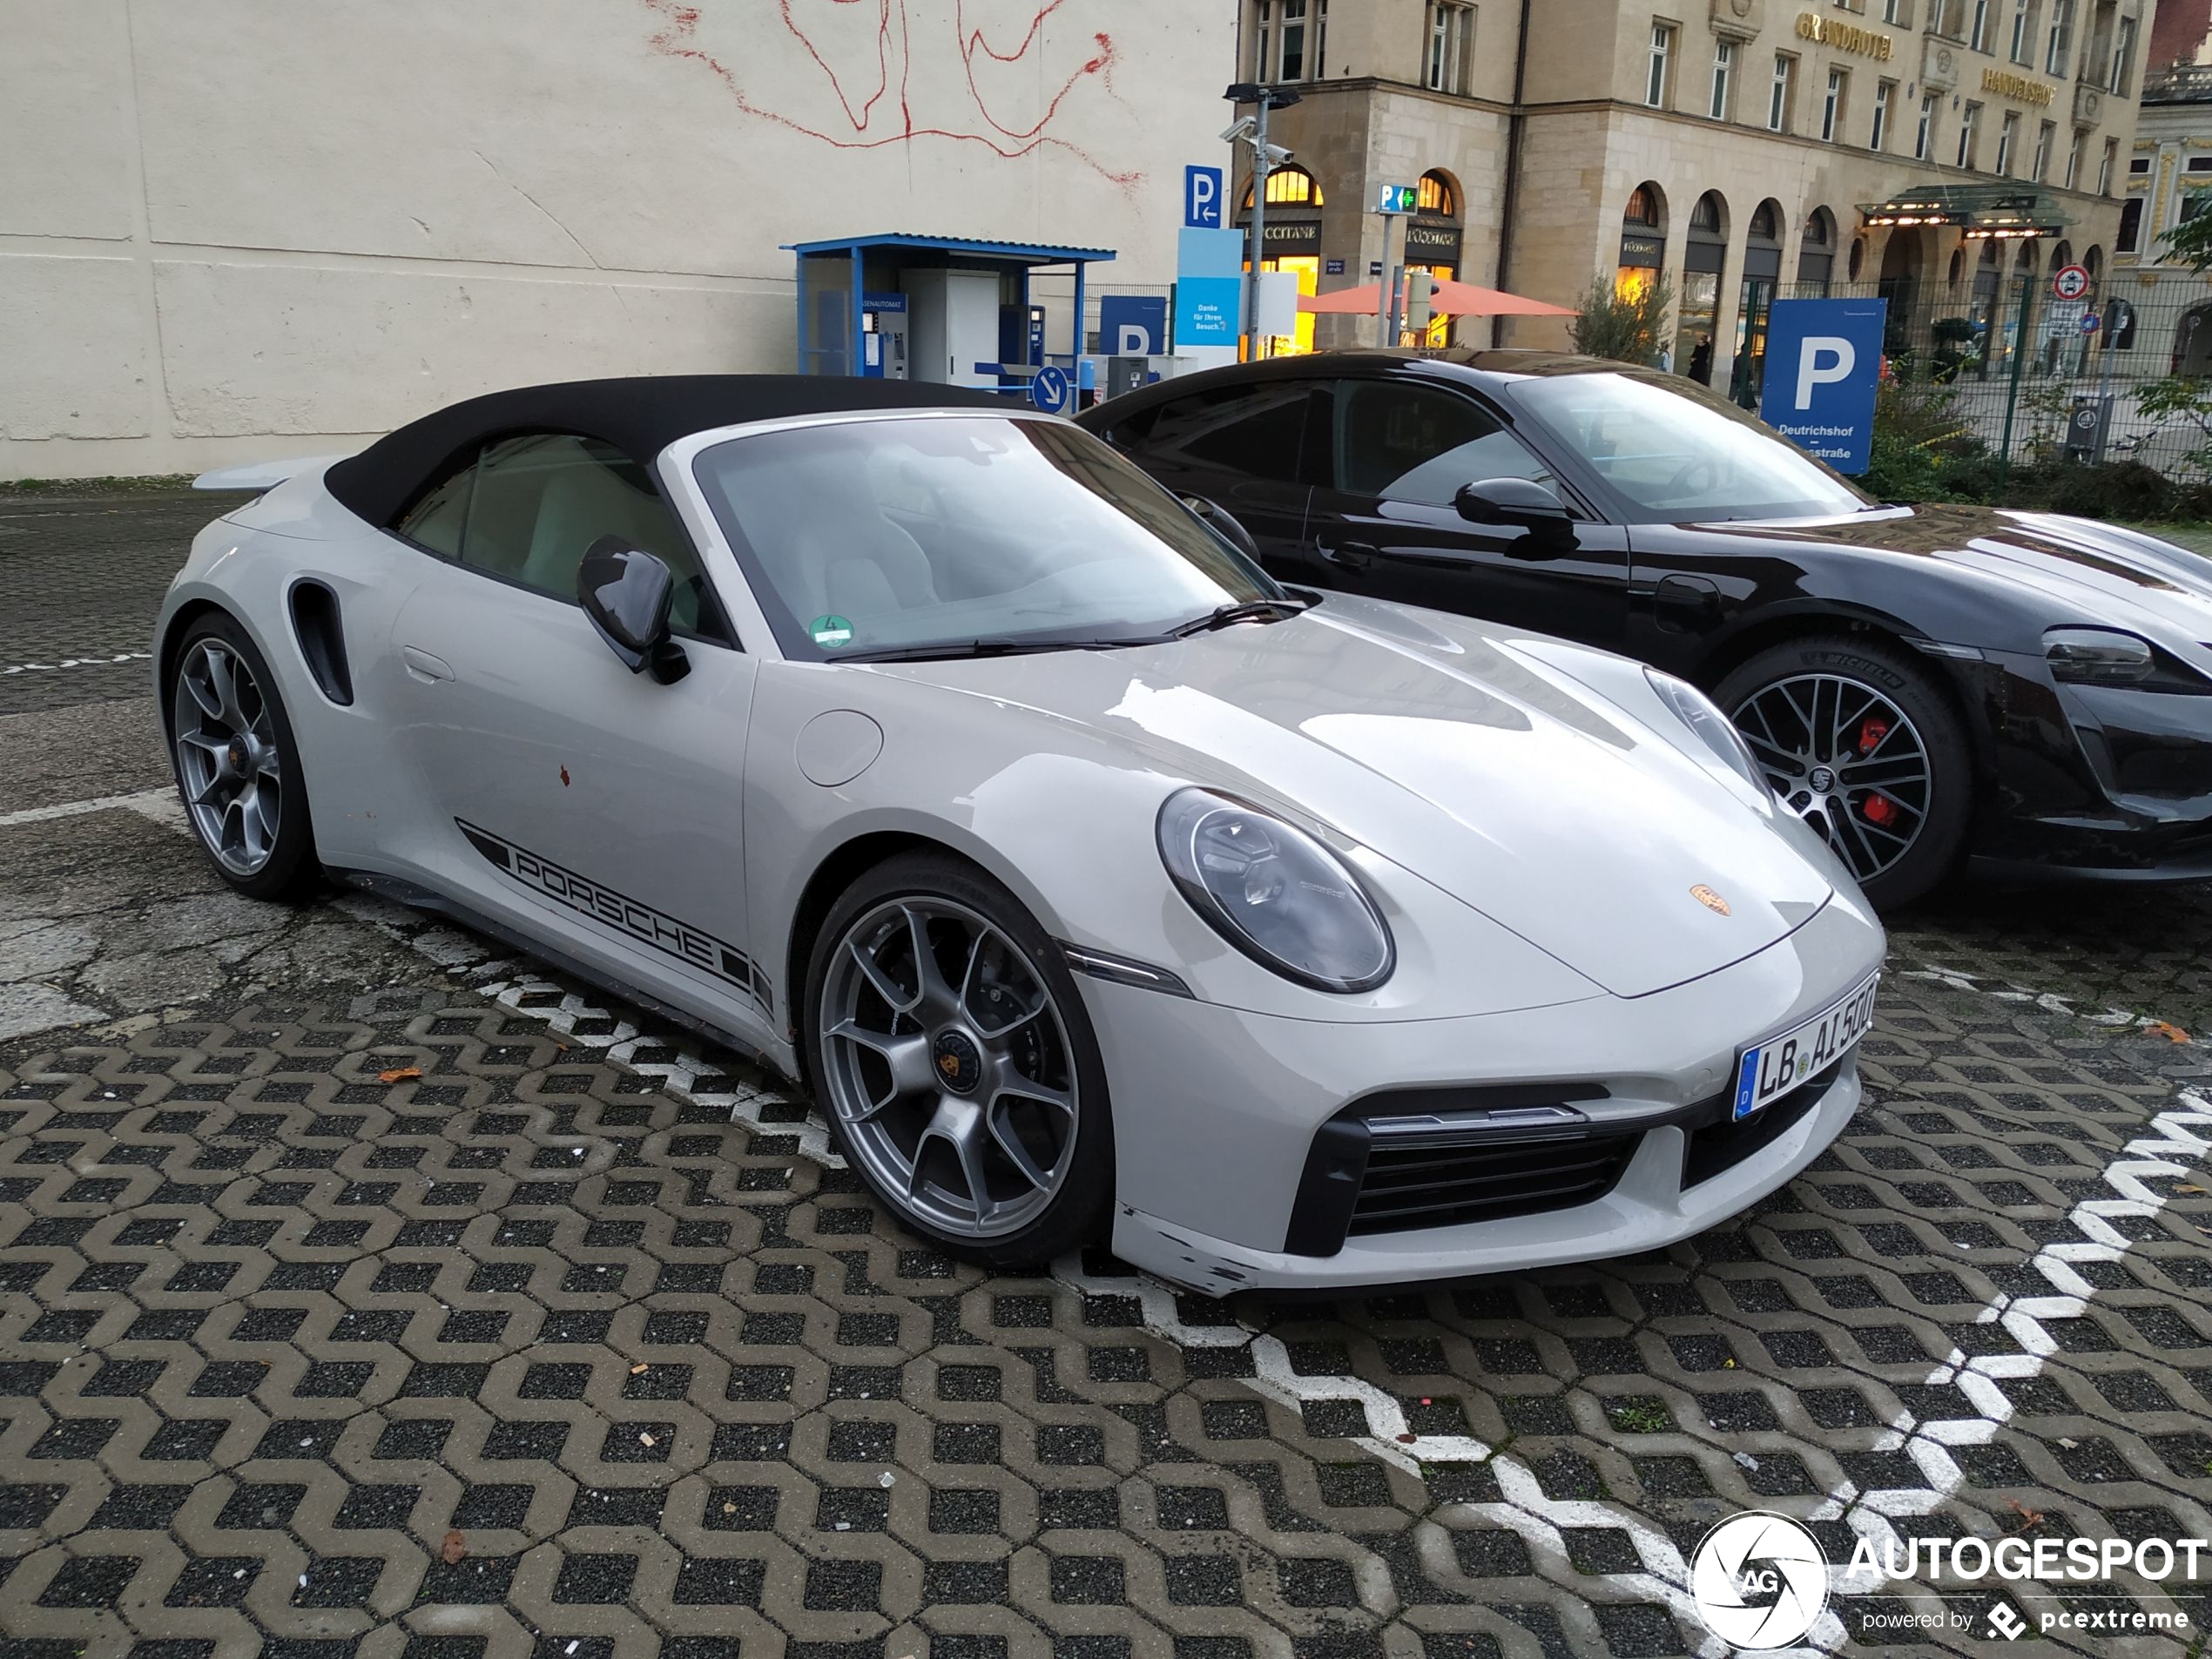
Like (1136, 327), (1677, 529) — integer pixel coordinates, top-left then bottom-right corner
(1316, 539), (1379, 570)
(401, 645), (455, 684)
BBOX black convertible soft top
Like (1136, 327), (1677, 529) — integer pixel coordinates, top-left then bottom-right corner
(323, 374), (1014, 526)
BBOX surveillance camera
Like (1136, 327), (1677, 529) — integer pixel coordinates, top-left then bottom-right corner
(1220, 117), (1257, 144)
(1263, 141), (1295, 165)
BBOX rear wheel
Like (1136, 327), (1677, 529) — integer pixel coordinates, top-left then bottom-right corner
(1715, 635), (1972, 910)
(804, 853), (1113, 1268)
(167, 613), (320, 901)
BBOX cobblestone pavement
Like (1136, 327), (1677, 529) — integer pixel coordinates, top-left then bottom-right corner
(2, 495), (2209, 1659)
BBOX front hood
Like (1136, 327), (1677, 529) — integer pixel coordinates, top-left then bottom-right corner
(887, 599), (1833, 997)
(1716, 502), (2212, 643)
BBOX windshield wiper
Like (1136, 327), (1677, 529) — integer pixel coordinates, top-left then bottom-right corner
(1165, 597), (1314, 639)
(836, 636), (1147, 664)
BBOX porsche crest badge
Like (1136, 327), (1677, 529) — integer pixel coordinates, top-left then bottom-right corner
(1690, 884), (1731, 916)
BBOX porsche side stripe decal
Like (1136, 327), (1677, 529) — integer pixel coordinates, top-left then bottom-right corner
(455, 819), (769, 1012)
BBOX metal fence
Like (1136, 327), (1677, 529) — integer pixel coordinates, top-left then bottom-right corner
(1732, 272), (2212, 480)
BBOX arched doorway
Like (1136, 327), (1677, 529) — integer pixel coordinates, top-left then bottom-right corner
(1405, 170), (1464, 347)
(1618, 182), (1668, 298)
(1878, 228), (1925, 356)
(2173, 302), (2212, 375)
(1238, 165), (1325, 354)
(1797, 207), (1837, 293)
(1676, 191), (1729, 384)
(1732, 199), (1785, 405)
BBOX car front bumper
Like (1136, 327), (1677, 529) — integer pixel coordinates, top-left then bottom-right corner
(1082, 894), (1885, 1293)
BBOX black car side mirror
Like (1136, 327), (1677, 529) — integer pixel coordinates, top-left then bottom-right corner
(579, 536), (690, 685)
(1454, 477), (1573, 530)
(1179, 494), (1262, 562)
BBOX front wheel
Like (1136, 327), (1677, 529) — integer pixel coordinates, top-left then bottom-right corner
(166, 613), (320, 901)
(1715, 636), (1973, 910)
(803, 853), (1114, 1268)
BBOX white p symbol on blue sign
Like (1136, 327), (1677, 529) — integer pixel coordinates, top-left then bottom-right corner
(1794, 337), (1856, 410)
(1185, 165), (1223, 229)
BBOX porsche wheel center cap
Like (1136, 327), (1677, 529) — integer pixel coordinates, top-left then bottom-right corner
(933, 1029), (983, 1095)
(1808, 764), (1837, 792)
(227, 739), (247, 773)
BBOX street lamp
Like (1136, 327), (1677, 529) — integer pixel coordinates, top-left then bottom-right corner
(1225, 83), (1302, 361)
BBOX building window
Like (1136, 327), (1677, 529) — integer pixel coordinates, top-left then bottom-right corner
(1969, 0), (1990, 51)
(1871, 78), (1895, 149)
(1254, 0), (1325, 83)
(1916, 91), (1938, 158)
(1823, 66), (1846, 141)
(1996, 109), (2019, 172)
(1426, 3), (1474, 94)
(1244, 165), (1324, 207)
(1883, 0), (1901, 20)
(1710, 38), (1736, 119)
(2116, 196), (2143, 253)
(1770, 53), (1797, 130)
(2033, 118), (2055, 179)
(2191, 156), (2212, 172)
(1416, 172), (1457, 213)
(2107, 14), (2135, 96)
(1647, 22), (1675, 107)
(2044, 0), (2073, 75)
(2008, 0), (2031, 62)
(1957, 100), (1980, 168)
(2097, 137), (2117, 194)
(2065, 125), (2085, 189)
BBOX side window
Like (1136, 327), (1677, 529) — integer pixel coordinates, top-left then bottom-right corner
(1331, 381), (1555, 508)
(1132, 383), (1321, 485)
(451, 432), (730, 642)
(395, 462), (473, 557)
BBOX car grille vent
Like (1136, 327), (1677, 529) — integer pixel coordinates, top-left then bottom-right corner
(1681, 1057), (1838, 1190)
(1346, 1130), (1641, 1238)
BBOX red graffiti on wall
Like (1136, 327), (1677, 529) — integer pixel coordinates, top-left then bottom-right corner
(637, 0), (1137, 185)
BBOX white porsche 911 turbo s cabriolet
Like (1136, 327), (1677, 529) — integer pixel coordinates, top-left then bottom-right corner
(157, 375), (1884, 1291)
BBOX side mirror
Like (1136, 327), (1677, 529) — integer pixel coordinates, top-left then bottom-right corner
(579, 536), (690, 685)
(1179, 494), (1262, 561)
(1454, 477), (1573, 530)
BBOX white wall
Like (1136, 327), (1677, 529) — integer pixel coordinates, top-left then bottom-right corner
(0, 0), (1234, 478)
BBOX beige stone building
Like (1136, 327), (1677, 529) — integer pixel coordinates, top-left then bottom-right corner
(1238, 0), (2153, 397)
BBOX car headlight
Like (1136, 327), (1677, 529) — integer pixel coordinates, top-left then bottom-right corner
(2046, 626), (2155, 685)
(1157, 789), (1394, 992)
(1645, 668), (1768, 795)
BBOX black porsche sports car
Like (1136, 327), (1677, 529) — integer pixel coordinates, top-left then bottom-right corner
(1078, 350), (2212, 909)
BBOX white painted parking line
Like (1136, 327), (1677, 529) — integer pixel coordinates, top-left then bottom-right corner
(1, 651), (152, 676)
(0, 787), (180, 828)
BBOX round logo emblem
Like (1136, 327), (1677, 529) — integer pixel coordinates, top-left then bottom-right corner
(1690, 1512), (1829, 1650)
(932, 1029), (982, 1094)
(808, 614), (854, 649)
(1808, 765), (1836, 792)
(1691, 884), (1732, 917)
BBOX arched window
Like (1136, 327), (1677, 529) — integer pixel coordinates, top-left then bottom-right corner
(1689, 190), (1727, 234)
(1849, 237), (1866, 281)
(2117, 198), (2144, 254)
(1797, 207), (1837, 286)
(1948, 247), (1966, 285)
(2085, 245), (2103, 279)
(1243, 165), (1323, 208)
(1417, 170), (1460, 217)
(1625, 184), (1664, 228)
(2050, 239), (2074, 270)
(1749, 199), (1782, 242)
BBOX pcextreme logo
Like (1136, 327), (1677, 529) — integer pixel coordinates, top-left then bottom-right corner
(1690, 1511), (1829, 1649)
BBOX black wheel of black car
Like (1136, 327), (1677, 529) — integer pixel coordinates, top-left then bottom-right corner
(166, 612), (320, 901)
(1716, 635), (1972, 910)
(803, 852), (1114, 1268)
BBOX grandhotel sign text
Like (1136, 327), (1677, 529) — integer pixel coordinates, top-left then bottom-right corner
(1794, 12), (1893, 59)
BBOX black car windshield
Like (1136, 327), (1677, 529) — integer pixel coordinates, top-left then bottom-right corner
(693, 415), (1280, 660)
(1505, 369), (1876, 523)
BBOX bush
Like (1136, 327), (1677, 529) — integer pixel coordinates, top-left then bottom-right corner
(1861, 376), (1981, 502)
(2001, 460), (2177, 521)
(1567, 272), (1674, 367)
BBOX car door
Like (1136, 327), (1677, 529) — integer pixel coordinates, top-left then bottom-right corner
(1297, 374), (1632, 651)
(1096, 376), (1325, 571)
(373, 431), (774, 1037)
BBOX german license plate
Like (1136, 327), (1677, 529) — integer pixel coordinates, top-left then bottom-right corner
(1731, 974), (1879, 1121)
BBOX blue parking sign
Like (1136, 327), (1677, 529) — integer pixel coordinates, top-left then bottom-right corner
(1184, 165), (1224, 229)
(1029, 365), (1071, 414)
(1759, 298), (1888, 475)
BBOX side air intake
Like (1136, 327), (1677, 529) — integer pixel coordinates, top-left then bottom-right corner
(288, 580), (354, 705)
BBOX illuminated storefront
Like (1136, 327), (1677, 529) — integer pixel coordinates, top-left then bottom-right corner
(1238, 166), (1324, 354)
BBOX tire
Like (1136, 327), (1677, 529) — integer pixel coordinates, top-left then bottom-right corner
(803, 852), (1114, 1268)
(1714, 634), (1973, 911)
(165, 611), (321, 902)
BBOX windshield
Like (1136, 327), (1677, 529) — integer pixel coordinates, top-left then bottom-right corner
(693, 415), (1279, 660)
(1505, 369), (1874, 524)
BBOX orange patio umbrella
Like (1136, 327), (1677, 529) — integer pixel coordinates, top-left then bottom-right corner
(1298, 277), (1577, 318)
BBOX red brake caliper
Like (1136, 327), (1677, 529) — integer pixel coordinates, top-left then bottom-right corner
(1856, 715), (1897, 826)
(1856, 716), (1890, 756)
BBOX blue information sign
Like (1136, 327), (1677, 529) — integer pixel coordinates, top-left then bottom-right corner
(1184, 165), (1224, 229)
(1175, 226), (1245, 349)
(1758, 298), (1888, 475)
(1029, 365), (1071, 414)
(1099, 295), (1168, 354)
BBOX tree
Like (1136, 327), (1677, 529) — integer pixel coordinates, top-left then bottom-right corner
(2163, 205), (2212, 272)
(1568, 272), (1675, 367)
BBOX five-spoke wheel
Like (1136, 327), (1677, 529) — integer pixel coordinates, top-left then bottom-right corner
(807, 855), (1111, 1264)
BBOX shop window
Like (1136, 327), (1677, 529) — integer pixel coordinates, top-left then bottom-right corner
(1244, 165), (1324, 208)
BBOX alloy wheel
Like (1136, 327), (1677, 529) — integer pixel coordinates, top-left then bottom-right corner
(173, 638), (283, 876)
(819, 896), (1078, 1240)
(1730, 672), (1932, 886)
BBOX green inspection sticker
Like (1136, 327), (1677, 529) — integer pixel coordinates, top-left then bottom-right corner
(808, 614), (853, 649)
